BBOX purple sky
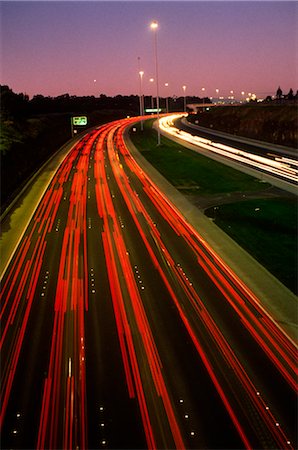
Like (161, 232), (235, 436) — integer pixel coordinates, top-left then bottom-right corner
(1, 1), (297, 99)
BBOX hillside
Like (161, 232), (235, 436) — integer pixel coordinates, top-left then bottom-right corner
(187, 104), (297, 148)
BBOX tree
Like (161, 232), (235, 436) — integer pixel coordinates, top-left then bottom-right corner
(276, 86), (283, 100)
(0, 85), (29, 118)
(287, 88), (294, 100)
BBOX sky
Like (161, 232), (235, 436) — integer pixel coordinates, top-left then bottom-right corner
(0, 1), (297, 99)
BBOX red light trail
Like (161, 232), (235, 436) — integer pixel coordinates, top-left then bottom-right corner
(0, 117), (296, 450)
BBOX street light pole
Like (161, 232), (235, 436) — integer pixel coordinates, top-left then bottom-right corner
(149, 78), (154, 109)
(137, 57), (144, 130)
(215, 88), (219, 104)
(140, 71), (144, 121)
(150, 20), (160, 146)
(165, 82), (169, 113)
(182, 85), (186, 113)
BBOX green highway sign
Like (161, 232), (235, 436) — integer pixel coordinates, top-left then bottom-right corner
(72, 116), (88, 126)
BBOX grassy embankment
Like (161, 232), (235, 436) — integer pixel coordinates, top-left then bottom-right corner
(130, 120), (297, 294)
(187, 104), (298, 148)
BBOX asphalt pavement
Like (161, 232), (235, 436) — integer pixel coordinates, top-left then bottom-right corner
(1, 119), (297, 450)
(124, 125), (297, 343)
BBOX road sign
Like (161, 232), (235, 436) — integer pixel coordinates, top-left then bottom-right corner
(72, 116), (88, 126)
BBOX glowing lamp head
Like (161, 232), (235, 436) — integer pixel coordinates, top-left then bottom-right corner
(139, 71), (144, 77)
(150, 20), (158, 30)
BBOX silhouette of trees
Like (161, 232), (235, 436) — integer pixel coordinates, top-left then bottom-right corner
(273, 86), (297, 103)
(286, 88), (294, 100)
(0, 85), (29, 119)
(276, 86), (283, 100)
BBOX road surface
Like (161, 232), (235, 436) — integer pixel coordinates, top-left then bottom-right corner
(1, 117), (297, 450)
(158, 114), (297, 192)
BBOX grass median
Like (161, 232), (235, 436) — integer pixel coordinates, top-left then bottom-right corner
(205, 199), (297, 294)
(129, 119), (297, 294)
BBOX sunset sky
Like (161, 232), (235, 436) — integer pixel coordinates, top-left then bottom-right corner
(1, 1), (297, 99)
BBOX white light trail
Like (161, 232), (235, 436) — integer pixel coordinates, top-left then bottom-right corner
(159, 115), (298, 183)
(68, 357), (72, 377)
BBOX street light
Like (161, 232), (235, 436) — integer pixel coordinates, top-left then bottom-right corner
(165, 82), (169, 113)
(182, 85), (186, 112)
(149, 77), (154, 109)
(139, 70), (144, 130)
(202, 87), (205, 110)
(137, 56), (144, 130)
(150, 20), (160, 145)
(215, 88), (219, 104)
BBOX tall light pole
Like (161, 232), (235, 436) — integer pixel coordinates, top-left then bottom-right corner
(137, 57), (144, 130)
(202, 87), (205, 111)
(139, 70), (144, 129)
(215, 88), (219, 104)
(165, 82), (169, 113)
(150, 20), (160, 145)
(149, 78), (154, 109)
(182, 85), (186, 112)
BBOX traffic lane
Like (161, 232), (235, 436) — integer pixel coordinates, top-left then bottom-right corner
(113, 178), (294, 446)
(84, 147), (149, 450)
(158, 118), (296, 188)
(34, 125), (149, 450)
(122, 132), (296, 376)
(116, 128), (297, 447)
(128, 158), (297, 444)
(0, 142), (79, 447)
(104, 154), (246, 449)
(106, 129), (255, 448)
(108, 129), (290, 446)
(1, 118), (296, 450)
(176, 117), (297, 160)
(1, 131), (100, 449)
(96, 132), (186, 449)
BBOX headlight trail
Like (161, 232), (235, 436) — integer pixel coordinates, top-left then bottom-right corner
(159, 114), (298, 183)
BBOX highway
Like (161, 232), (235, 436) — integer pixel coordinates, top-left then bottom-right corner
(1, 117), (297, 450)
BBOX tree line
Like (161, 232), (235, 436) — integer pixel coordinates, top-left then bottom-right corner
(0, 85), (210, 119)
(264, 86), (298, 103)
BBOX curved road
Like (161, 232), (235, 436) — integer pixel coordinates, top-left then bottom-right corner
(1, 117), (297, 450)
(159, 115), (297, 194)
